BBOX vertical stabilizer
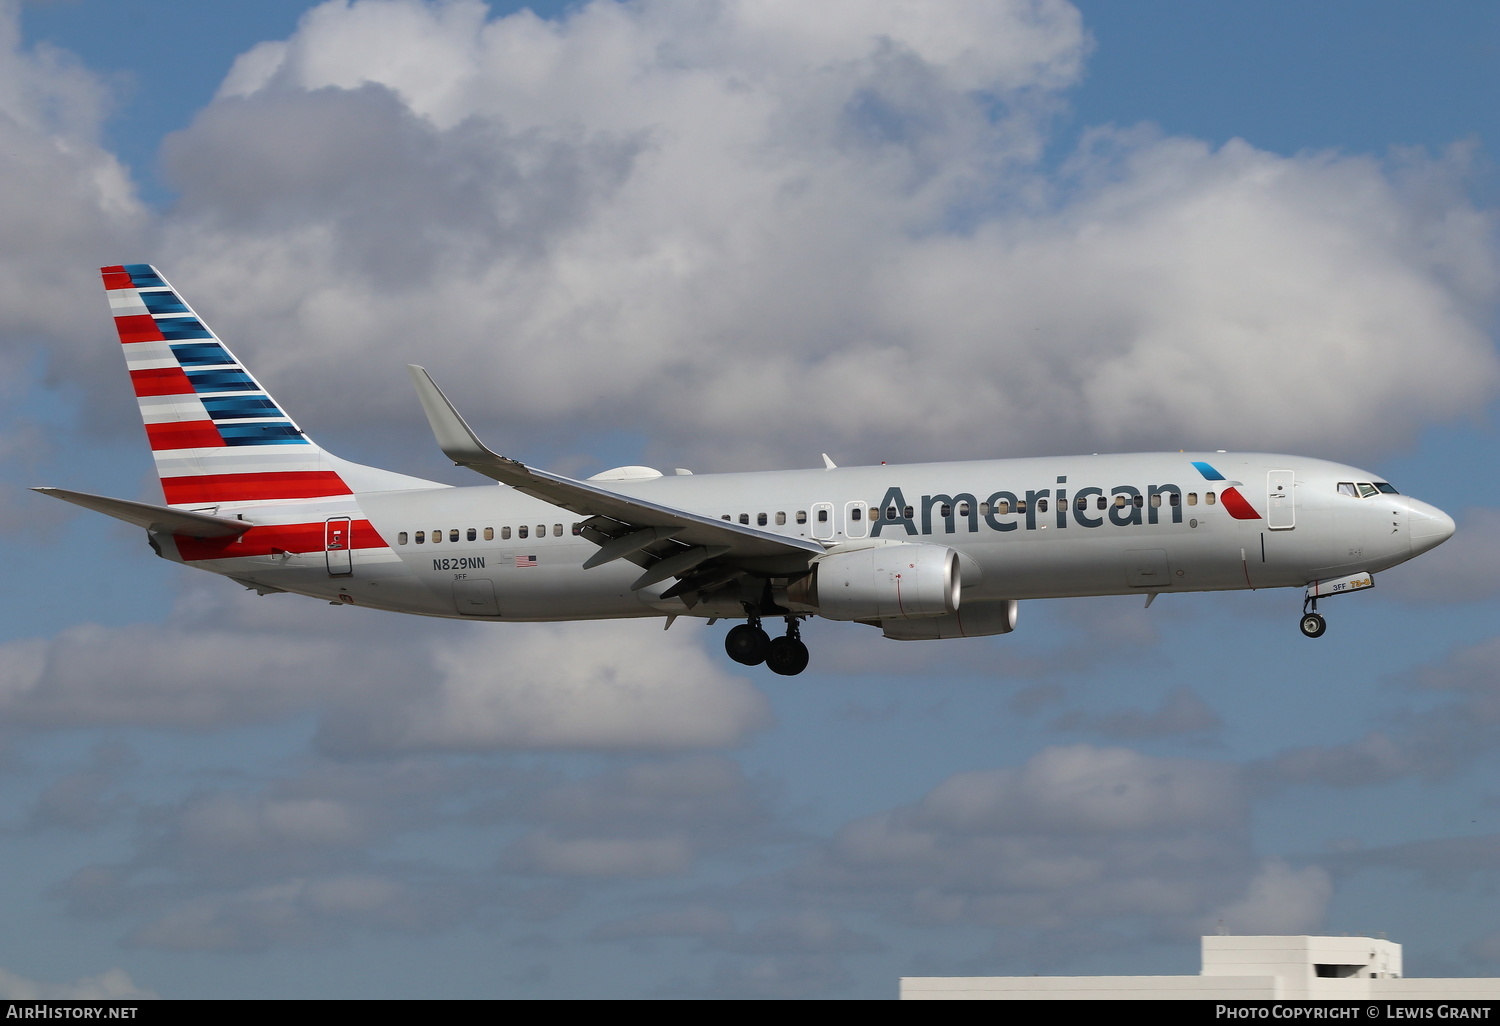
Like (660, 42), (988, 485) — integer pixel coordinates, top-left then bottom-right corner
(102, 264), (437, 507)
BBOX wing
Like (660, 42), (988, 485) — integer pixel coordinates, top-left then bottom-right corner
(407, 366), (824, 598)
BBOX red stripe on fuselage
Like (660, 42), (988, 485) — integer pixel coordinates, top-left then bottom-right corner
(175, 519), (385, 562)
(129, 366), (194, 397)
(145, 420), (224, 450)
(1220, 486), (1261, 520)
(161, 471), (352, 505)
(115, 314), (165, 344)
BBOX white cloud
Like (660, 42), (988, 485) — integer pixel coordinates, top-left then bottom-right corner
(0, 965), (156, 1000)
(319, 620), (772, 753)
(116, 0), (1495, 475)
(1200, 860), (1332, 936)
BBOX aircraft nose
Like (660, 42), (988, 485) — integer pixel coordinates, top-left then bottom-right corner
(1407, 499), (1456, 556)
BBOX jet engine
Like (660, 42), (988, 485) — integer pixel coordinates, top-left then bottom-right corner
(788, 543), (960, 621)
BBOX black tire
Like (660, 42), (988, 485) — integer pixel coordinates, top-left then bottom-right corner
(766, 636), (810, 676)
(725, 623), (770, 665)
(1299, 613), (1327, 638)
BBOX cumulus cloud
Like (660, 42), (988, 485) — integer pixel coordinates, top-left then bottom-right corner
(102, 0), (1492, 472)
(0, 1), (143, 379)
(318, 620), (771, 753)
(1200, 860), (1332, 936)
(0, 966), (157, 1000)
(0, 582), (769, 751)
(788, 745), (1260, 961)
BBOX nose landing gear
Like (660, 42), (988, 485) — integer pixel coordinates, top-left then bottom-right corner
(1299, 595), (1327, 638)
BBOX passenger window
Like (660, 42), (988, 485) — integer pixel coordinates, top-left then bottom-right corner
(818, 509), (829, 523)
(536, 525), (545, 538)
(903, 505), (914, 519)
(502, 526), (511, 540)
(996, 500), (1010, 514)
(757, 513), (767, 526)
(1075, 497), (1087, 511)
(1187, 492), (1198, 506)
(1206, 492), (1217, 505)
(1114, 495), (1126, 508)
(887, 507), (898, 520)
(980, 502), (991, 516)
(415, 531), (425, 544)
(398, 531), (409, 545)
(484, 527), (494, 541)
(553, 524), (563, 537)
(1037, 499), (1049, 512)
(449, 529), (459, 542)
(722, 514), (731, 521)
(958, 501), (970, 517)
(1133, 495), (1144, 509)
(1097, 496), (1106, 510)
(571, 524), (582, 536)
(776, 512), (786, 526)
(739, 513), (749, 525)
(1150, 494), (1162, 508)
(1016, 500), (1027, 514)
(519, 525), (528, 539)
(1169, 493), (1180, 507)
(432, 529), (442, 544)
(467, 528), (477, 541)
(940, 504), (952, 518)
(797, 511), (808, 524)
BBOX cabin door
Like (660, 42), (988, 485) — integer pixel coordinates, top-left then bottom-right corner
(325, 517), (353, 576)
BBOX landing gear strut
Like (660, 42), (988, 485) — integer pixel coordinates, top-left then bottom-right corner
(1300, 595), (1327, 639)
(766, 617), (810, 676)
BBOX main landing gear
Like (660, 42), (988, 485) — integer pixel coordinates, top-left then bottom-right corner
(1299, 595), (1327, 639)
(724, 616), (810, 676)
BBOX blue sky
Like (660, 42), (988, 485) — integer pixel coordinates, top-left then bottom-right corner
(0, 0), (1497, 999)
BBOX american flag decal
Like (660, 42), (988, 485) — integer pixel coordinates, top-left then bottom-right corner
(515, 554), (538, 568)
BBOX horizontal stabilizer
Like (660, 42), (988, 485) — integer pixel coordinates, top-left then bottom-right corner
(33, 487), (252, 538)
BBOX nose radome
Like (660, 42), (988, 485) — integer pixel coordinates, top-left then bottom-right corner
(1408, 499), (1456, 556)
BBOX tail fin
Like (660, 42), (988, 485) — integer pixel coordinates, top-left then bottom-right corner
(102, 264), (437, 508)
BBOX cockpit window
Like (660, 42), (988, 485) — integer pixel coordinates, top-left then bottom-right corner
(1356, 482), (1380, 499)
(1338, 482), (1356, 497)
(1374, 482), (1399, 494)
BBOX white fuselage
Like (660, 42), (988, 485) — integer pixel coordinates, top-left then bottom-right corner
(158, 451), (1453, 624)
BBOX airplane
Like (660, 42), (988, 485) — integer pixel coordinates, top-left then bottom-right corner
(35, 264), (1457, 676)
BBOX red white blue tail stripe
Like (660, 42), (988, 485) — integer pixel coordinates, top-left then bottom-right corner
(103, 264), (352, 507)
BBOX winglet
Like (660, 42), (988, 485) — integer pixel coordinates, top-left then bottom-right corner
(822, 453), (837, 469)
(406, 365), (532, 485)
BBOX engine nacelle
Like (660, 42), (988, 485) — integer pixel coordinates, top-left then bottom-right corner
(879, 599), (1018, 640)
(790, 543), (960, 621)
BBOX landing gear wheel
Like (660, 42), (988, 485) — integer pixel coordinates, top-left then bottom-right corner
(725, 623), (770, 665)
(766, 635), (810, 676)
(1299, 613), (1327, 639)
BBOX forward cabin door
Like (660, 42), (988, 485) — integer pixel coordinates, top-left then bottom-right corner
(325, 516), (353, 576)
(1267, 470), (1295, 530)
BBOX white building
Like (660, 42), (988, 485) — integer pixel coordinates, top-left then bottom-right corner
(901, 935), (1500, 1000)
